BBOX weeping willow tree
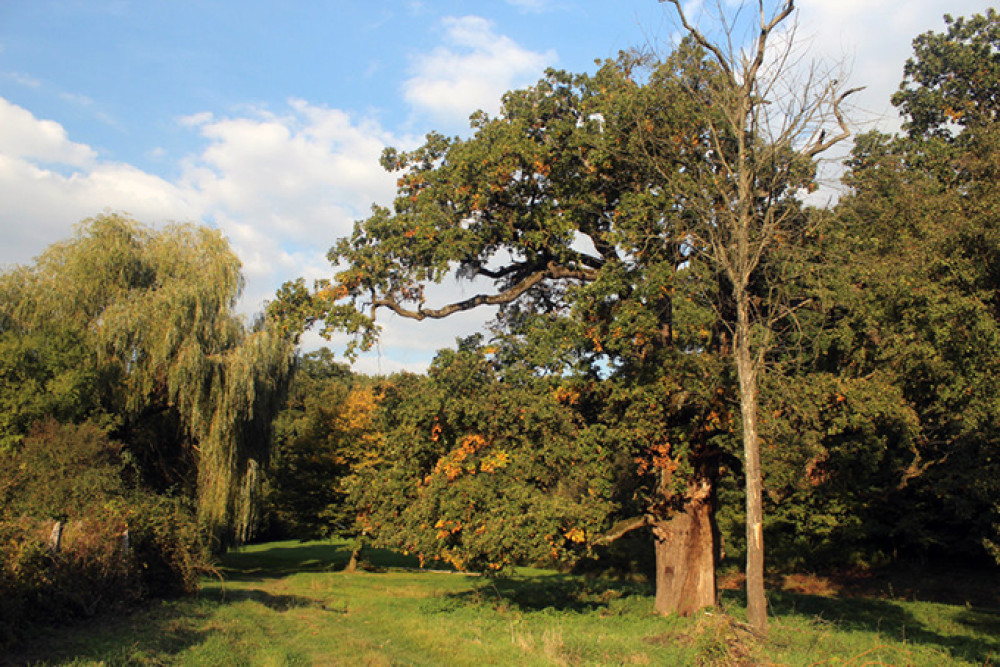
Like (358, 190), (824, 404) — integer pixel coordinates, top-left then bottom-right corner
(0, 213), (294, 545)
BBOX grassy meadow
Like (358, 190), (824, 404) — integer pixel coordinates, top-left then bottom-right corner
(6, 539), (999, 666)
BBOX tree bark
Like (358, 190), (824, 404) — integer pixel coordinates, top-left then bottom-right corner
(652, 478), (718, 616)
(735, 297), (767, 634)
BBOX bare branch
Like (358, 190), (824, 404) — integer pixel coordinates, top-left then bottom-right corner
(897, 449), (952, 491)
(663, 0), (733, 78)
(803, 85), (864, 157)
(744, 1), (795, 93)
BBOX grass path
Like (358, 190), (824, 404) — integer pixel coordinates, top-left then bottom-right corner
(7, 540), (999, 665)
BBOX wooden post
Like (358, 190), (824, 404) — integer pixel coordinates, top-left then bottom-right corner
(47, 521), (63, 553)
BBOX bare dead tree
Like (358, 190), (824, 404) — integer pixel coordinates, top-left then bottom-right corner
(659, 0), (860, 635)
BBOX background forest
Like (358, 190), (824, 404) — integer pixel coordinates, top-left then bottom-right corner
(1, 4), (999, 653)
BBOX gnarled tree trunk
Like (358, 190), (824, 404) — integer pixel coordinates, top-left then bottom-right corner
(652, 475), (718, 616)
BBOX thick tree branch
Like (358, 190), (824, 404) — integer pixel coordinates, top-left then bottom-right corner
(664, 0), (734, 79)
(472, 262), (532, 280)
(372, 262), (598, 321)
(897, 449), (952, 491)
(664, 0), (795, 87)
(595, 514), (656, 544)
(746, 1), (795, 91)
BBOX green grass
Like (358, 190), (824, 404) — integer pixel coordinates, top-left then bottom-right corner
(8, 539), (999, 665)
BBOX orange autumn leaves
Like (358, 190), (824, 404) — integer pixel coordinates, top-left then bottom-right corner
(425, 432), (511, 483)
(634, 405), (732, 477)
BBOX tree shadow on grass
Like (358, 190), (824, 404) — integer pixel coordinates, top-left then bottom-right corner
(217, 540), (449, 581)
(217, 541), (355, 580)
(723, 587), (1000, 664)
(3, 585), (331, 665)
(1, 598), (216, 666)
(200, 585), (321, 612)
(432, 572), (654, 615)
(3, 541), (356, 665)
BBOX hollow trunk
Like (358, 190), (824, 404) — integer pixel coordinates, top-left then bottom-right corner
(652, 478), (718, 616)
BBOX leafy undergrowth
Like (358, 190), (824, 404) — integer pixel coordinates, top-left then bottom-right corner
(6, 539), (999, 666)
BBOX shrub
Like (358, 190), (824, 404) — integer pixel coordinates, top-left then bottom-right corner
(126, 494), (207, 597)
(0, 420), (208, 650)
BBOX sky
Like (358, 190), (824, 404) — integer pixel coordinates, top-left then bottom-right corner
(1, 0), (995, 375)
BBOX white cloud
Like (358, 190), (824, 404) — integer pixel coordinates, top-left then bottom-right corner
(1, 71), (41, 88)
(0, 99), (198, 267)
(59, 91), (95, 107)
(403, 15), (556, 125)
(0, 93), (485, 369)
(0, 97), (392, 301)
(0, 97), (96, 166)
(795, 0), (992, 133)
(349, 351), (435, 377)
(184, 102), (397, 224)
(179, 111), (214, 127)
(0, 153), (199, 266)
(176, 100), (406, 314)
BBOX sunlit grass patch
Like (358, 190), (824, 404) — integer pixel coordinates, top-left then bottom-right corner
(10, 539), (1000, 666)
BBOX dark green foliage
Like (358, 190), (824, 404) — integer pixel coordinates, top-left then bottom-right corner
(831, 140), (1000, 562)
(0, 329), (110, 452)
(0, 420), (126, 522)
(350, 339), (619, 572)
(755, 9), (1000, 568)
(264, 349), (379, 539)
(0, 214), (295, 647)
(759, 372), (920, 569)
(893, 8), (1000, 139)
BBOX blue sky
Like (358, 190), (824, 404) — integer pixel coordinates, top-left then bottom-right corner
(1, 0), (995, 373)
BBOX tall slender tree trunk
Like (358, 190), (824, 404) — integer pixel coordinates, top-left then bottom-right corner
(735, 295), (767, 634)
(652, 474), (718, 616)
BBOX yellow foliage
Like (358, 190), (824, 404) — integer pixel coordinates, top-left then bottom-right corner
(434, 518), (462, 540)
(480, 449), (510, 473)
(331, 386), (384, 472)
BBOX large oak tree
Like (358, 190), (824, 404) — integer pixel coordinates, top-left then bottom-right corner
(302, 3), (852, 625)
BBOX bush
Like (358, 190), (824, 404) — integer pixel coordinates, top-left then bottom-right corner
(127, 494), (207, 597)
(0, 420), (208, 650)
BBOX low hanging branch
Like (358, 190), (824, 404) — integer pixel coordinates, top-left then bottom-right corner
(370, 262), (599, 321)
(595, 515), (656, 544)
